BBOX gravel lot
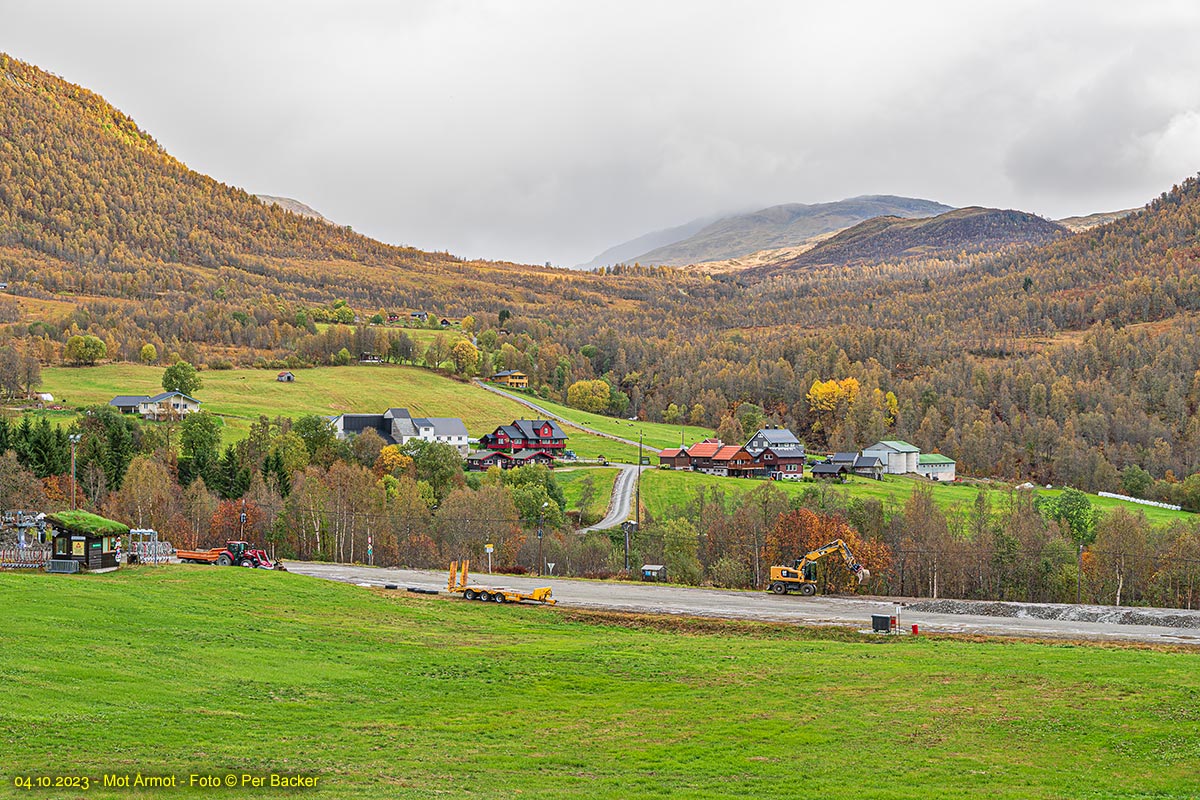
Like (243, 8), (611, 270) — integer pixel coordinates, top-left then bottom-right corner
(286, 561), (1200, 646)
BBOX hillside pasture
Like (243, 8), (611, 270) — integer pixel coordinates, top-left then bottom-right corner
(34, 364), (637, 460)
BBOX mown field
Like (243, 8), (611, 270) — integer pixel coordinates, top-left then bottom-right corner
(504, 390), (715, 453)
(639, 469), (1195, 526)
(33, 364), (638, 460)
(556, 467), (620, 524)
(1, 568), (1197, 799)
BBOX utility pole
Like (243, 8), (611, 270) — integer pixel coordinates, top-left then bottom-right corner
(537, 501), (548, 576)
(68, 433), (81, 510)
(636, 431), (642, 532)
(1076, 542), (1083, 604)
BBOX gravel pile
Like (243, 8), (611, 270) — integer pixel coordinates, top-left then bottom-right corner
(908, 599), (1200, 629)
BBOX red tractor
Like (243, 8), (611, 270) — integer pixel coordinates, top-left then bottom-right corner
(176, 541), (286, 570)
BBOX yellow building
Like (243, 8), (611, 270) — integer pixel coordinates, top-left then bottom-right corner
(491, 370), (528, 389)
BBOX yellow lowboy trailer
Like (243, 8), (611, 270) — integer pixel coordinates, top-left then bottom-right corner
(447, 560), (557, 605)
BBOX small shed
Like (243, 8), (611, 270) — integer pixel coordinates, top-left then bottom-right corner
(276, 371), (296, 382)
(641, 564), (667, 582)
(46, 511), (128, 573)
(811, 462), (849, 481)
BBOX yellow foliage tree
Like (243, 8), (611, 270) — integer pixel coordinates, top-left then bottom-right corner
(374, 444), (414, 478)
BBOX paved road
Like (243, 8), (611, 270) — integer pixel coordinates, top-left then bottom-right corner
(473, 380), (660, 453)
(285, 562), (1200, 646)
(577, 463), (645, 532)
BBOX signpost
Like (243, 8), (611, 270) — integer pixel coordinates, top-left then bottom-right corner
(485, 542), (494, 573)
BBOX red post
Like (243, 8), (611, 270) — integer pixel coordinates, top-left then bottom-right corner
(911, 624), (919, 635)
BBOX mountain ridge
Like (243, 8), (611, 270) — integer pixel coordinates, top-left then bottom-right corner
(745, 206), (1069, 277)
(588, 195), (954, 267)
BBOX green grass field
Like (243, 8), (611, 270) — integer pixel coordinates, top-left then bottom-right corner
(639, 469), (1195, 526)
(1, 568), (1197, 799)
(556, 467), (619, 524)
(34, 364), (637, 460)
(498, 389), (715, 452)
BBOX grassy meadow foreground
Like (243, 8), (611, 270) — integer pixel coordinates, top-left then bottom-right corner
(1, 568), (1198, 799)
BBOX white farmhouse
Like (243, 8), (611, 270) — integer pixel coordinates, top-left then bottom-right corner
(331, 407), (469, 455)
(862, 440), (920, 474)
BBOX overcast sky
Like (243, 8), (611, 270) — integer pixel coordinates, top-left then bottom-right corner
(7, 1), (1200, 266)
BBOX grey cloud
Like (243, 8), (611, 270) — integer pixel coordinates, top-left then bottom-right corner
(5, 1), (1200, 265)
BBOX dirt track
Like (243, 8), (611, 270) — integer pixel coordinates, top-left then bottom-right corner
(286, 562), (1200, 646)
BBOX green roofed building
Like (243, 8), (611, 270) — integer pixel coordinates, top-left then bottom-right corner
(916, 453), (957, 482)
(47, 511), (128, 573)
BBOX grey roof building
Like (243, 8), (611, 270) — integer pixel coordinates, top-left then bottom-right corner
(744, 428), (805, 458)
(332, 407), (469, 455)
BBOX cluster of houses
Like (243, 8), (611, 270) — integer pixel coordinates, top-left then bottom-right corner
(329, 409), (569, 471)
(661, 431), (957, 482)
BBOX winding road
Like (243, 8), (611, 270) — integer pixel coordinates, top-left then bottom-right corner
(576, 463), (646, 533)
(473, 379), (651, 532)
(473, 379), (660, 453)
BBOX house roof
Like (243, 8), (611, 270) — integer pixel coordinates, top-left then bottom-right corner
(918, 454), (956, 465)
(750, 428), (801, 445)
(685, 439), (724, 459)
(812, 462), (848, 475)
(277, 371), (294, 377)
(712, 445), (745, 462)
(659, 448), (684, 458)
(510, 449), (554, 460)
(468, 450), (509, 461)
(147, 391), (200, 404)
(870, 440), (920, 453)
(492, 370), (525, 378)
(508, 420), (567, 440)
(761, 443), (806, 459)
(424, 417), (468, 438)
(854, 455), (883, 468)
(109, 395), (150, 406)
(831, 452), (859, 464)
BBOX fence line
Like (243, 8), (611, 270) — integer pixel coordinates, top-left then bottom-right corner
(0, 546), (49, 569)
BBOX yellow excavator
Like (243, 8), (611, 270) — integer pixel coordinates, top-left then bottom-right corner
(767, 539), (869, 596)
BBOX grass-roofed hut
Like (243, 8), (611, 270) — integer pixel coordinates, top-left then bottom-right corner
(47, 511), (128, 572)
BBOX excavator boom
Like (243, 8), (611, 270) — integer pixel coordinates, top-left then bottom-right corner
(795, 539), (869, 584)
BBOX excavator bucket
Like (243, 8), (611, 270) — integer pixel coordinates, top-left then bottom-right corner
(855, 566), (870, 584)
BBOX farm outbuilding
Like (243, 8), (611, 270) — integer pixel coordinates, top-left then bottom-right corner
(46, 511), (128, 573)
(916, 454), (957, 481)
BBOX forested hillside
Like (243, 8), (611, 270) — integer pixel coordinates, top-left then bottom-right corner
(4, 51), (1200, 497)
